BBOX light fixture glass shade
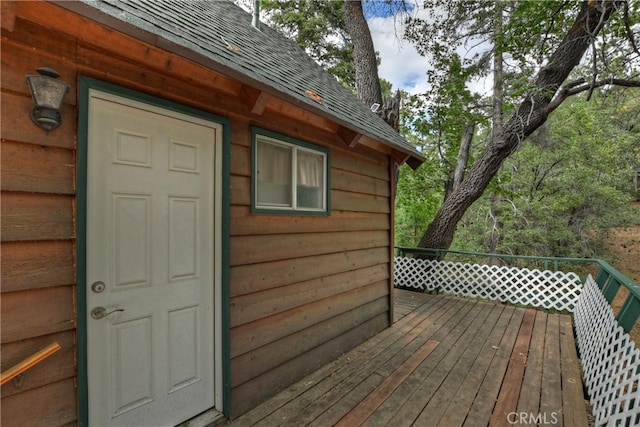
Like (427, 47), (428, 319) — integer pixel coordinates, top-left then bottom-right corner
(25, 67), (70, 132)
(27, 75), (68, 109)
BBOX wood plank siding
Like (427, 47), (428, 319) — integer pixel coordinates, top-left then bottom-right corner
(1, 1), (395, 423)
(229, 122), (394, 415)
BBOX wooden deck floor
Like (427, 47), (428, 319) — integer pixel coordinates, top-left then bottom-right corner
(226, 290), (590, 426)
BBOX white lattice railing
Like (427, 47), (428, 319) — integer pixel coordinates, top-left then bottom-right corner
(394, 256), (583, 312)
(574, 276), (640, 426)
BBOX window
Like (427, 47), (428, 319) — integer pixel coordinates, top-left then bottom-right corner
(253, 129), (330, 214)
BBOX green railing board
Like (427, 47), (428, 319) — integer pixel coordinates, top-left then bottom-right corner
(396, 246), (596, 271)
(595, 269), (610, 289)
(602, 277), (621, 304)
(618, 296), (640, 334)
(541, 259), (560, 271)
(395, 247), (640, 333)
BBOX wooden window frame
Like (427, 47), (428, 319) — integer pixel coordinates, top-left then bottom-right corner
(252, 128), (330, 215)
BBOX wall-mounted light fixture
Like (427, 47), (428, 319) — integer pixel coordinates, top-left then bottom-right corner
(26, 67), (70, 132)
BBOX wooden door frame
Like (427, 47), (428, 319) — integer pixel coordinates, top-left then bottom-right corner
(76, 77), (232, 425)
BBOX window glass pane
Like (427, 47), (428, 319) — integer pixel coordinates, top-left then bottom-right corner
(297, 150), (324, 209)
(257, 140), (292, 206)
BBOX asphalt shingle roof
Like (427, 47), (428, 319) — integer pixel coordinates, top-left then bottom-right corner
(74, 0), (425, 167)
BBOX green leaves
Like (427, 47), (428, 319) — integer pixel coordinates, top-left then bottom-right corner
(395, 162), (444, 246)
(448, 91), (639, 259)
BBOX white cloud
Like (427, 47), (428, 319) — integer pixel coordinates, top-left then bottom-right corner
(368, 14), (431, 95)
(368, 5), (493, 98)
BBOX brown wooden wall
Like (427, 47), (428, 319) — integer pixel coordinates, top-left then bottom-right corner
(1, 1), (394, 423)
(1, 2), (79, 425)
(228, 116), (393, 415)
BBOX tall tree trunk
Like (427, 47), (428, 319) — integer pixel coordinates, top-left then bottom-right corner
(380, 90), (401, 132)
(446, 122), (475, 199)
(492, 1), (504, 142)
(488, 0), (504, 259)
(344, 0), (383, 108)
(381, 91), (403, 190)
(487, 194), (503, 265)
(344, 1), (403, 194)
(418, 0), (620, 250)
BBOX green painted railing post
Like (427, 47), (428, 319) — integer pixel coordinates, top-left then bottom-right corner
(595, 269), (610, 289)
(617, 295), (640, 334)
(602, 277), (621, 304)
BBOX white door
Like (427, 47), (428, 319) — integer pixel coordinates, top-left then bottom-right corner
(86, 90), (222, 426)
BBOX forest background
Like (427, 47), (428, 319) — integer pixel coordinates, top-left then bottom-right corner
(237, 0), (640, 269)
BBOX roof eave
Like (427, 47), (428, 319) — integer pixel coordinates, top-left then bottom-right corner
(53, 0), (426, 168)
(154, 37), (427, 168)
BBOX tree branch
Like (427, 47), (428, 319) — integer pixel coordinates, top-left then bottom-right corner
(547, 77), (640, 114)
(587, 35), (598, 101)
(623, 1), (640, 56)
(538, 1), (572, 64)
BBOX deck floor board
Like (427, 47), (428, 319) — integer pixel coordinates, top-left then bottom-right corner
(226, 290), (590, 427)
(462, 307), (524, 427)
(516, 310), (547, 425)
(540, 314), (563, 426)
(415, 303), (506, 426)
(489, 309), (536, 425)
(437, 305), (516, 426)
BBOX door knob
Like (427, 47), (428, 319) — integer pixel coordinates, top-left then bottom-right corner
(91, 306), (124, 320)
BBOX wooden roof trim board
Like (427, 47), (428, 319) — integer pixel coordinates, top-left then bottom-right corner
(16, 1), (244, 95)
(50, 0), (425, 168)
(1, 1), (17, 31)
(337, 126), (363, 148)
(239, 87), (271, 116)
